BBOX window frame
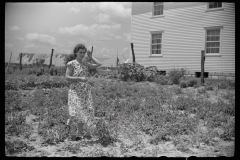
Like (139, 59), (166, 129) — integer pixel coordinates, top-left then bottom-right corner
(206, 2), (224, 12)
(149, 31), (164, 57)
(204, 26), (223, 57)
(151, 2), (165, 18)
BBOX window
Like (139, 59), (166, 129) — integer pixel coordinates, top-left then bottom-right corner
(205, 29), (221, 54)
(151, 33), (162, 55)
(204, 26), (223, 56)
(153, 2), (164, 16)
(208, 2), (222, 9)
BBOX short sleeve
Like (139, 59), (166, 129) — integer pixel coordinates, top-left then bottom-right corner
(66, 61), (73, 67)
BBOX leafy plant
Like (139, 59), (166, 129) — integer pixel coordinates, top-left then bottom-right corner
(180, 80), (187, 88)
(168, 68), (186, 84)
(188, 78), (198, 87)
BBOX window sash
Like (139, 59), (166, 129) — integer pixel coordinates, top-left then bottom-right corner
(209, 2), (222, 9)
(206, 29), (220, 53)
(153, 2), (164, 16)
(151, 33), (162, 54)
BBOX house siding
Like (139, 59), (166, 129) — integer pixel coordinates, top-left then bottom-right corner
(131, 2), (235, 74)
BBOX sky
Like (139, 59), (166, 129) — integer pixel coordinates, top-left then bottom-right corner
(5, 2), (132, 67)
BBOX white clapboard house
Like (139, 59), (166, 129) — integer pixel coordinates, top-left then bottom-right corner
(131, 2), (235, 78)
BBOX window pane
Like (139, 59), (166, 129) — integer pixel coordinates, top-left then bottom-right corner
(157, 44), (161, 49)
(215, 30), (220, 35)
(157, 39), (162, 43)
(154, 2), (163, 5)
(209, 2), (214, 8)
(216, 42), (220, 47)
(206, 48), (210, 53)
(207, 30), (214, 35)
(207, 36), (211, 41)
(152, 45), (158, 49)
(218, 2), (222, 8)
(152, 39), (158, 44)
(160, 10), (163, 15)
(212, 36), (220, 41)
(152, 34), (161, 39)
(152, 50), (157, 54)
(213, 2), (217, 8)
(215, 48), (219, 53)
(211, 48), (216, 53)
(158, 5), (163, 10)
(158, 50), (161, 54)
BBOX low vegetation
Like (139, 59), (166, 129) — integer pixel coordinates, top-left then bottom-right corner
(5, 64), (235, 157)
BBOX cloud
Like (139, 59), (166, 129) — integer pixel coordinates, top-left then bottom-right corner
(95, 13), (110, 23)
(70, 7), (80, 14)
(124, 33), (131, 42)
(15, 37), (24, 41)
(92, 2), (131, 18)
(26, 33), (57, 46)
(68, 40), (87, 48)
(58, 24), (121, 41)
(25, 43), (35, 48)
(10, 26), (20, 31)
(122, 47), (128, 52)
(5, 43), (13, 49)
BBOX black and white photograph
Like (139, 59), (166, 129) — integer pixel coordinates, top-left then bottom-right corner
(5, 2), (235, 157)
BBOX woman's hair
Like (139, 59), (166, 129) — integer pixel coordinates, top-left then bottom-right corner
(64, 43), (87, 66)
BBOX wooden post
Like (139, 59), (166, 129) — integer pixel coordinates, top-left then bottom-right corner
(201, 50), (205, 85)
(131, 43), (135, 64)
(49, 49), (54, 68)
(19, 53), (23, 70)
(6, 52), (12, 74)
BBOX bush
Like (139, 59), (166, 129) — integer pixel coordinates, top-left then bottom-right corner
(180, 80), (187, 88)
(118, 62), (145, 82)
(188, 78), (198, 87)
(218, 81), (228, 89)
(154, 75), (168, 85)
(168, 68), (186, 84)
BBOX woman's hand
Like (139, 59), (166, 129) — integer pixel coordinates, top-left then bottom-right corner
(87, 50), (92, 60)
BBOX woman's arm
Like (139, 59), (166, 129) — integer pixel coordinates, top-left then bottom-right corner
(86, 51), (102, 69)
(65, 65), (87, 82)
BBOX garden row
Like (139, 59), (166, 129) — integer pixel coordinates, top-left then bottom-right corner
(5, 62), (235, 91)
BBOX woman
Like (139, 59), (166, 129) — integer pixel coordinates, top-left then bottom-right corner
(65, 44), (101, 141)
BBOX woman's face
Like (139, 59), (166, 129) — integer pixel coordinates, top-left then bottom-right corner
(76, 49), (86, 59)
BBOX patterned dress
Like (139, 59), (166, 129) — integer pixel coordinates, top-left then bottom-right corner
(67, 59), (95, 128)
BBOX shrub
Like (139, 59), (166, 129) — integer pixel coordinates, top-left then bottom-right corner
(154, 75), (168, 85)
(188, 78), (198, 87)
(168, 68), (186, 84)
(218, 81), (228, 89)
(118, 62), (145, 82)
(180, 80), (187, 88)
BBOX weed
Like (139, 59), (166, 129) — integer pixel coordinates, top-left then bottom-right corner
(180, 80), (188, 88)
(188, 78), (198, 87)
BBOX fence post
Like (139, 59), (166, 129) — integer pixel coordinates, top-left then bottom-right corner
(201, 50), (205, 85)
(49, 49), (54, 68)
(6, 52), (12, 74)
(19, 53), (23, 70)
(131, 43), (135, 65)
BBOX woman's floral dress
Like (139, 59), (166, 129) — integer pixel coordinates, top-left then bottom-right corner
(67, 59), (95, 129)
